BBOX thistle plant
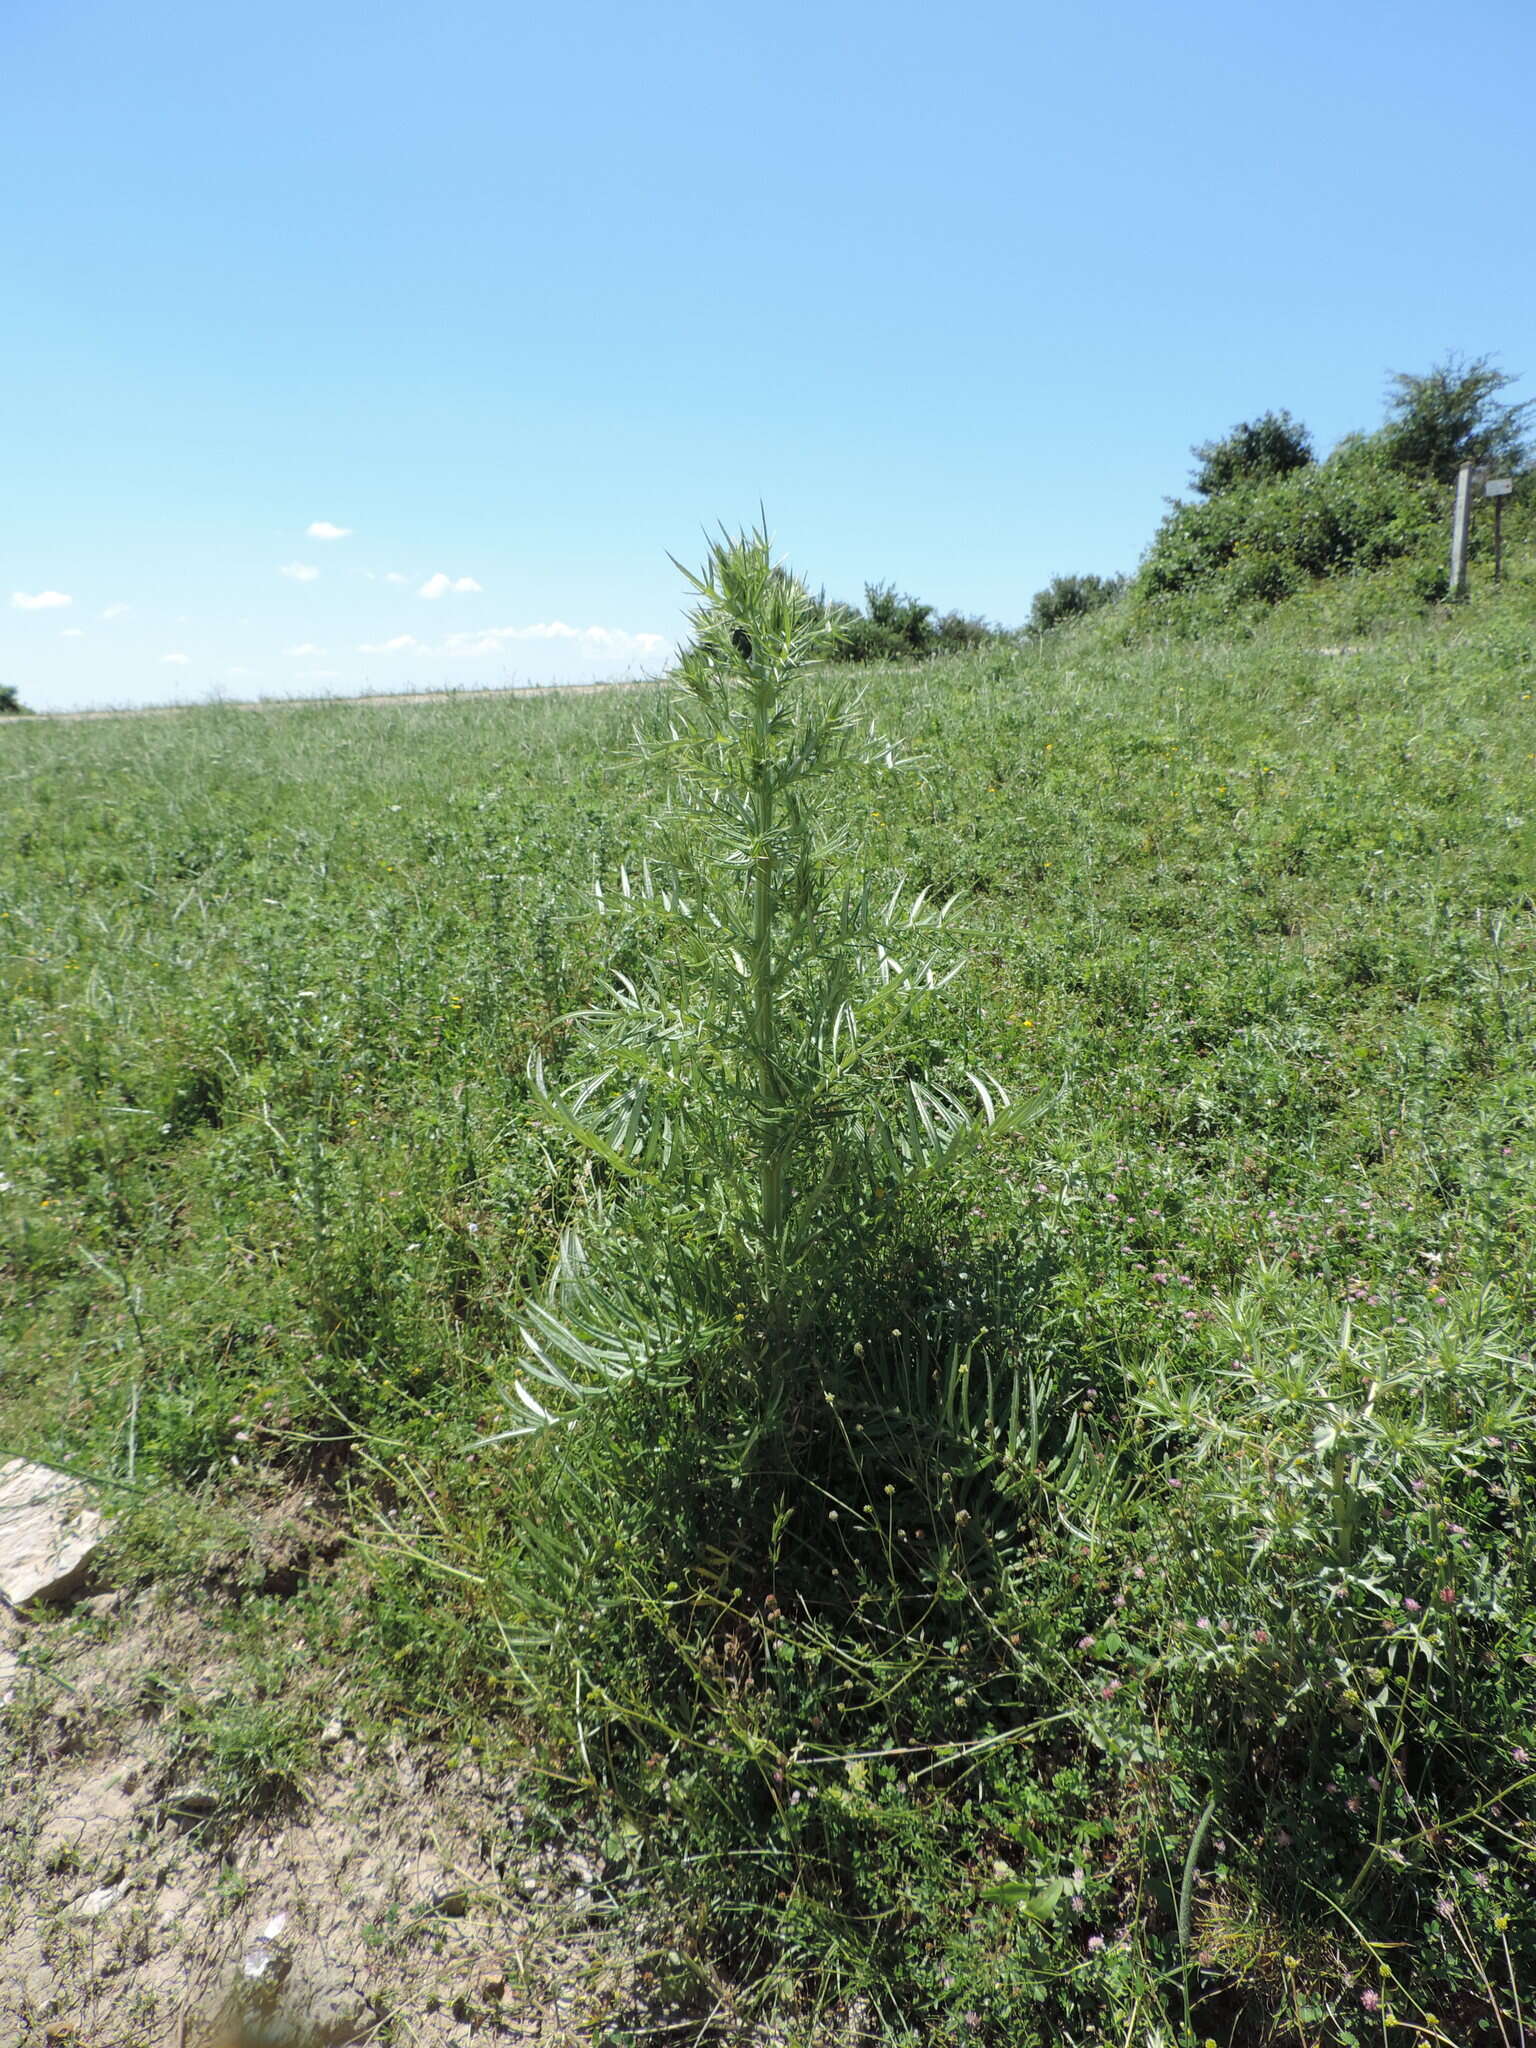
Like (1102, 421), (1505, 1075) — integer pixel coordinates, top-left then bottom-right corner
(491, 526), (1029, 1434)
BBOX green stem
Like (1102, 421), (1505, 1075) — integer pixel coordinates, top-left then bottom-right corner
(1179, 1794), (1217, 2035)
(751, 677), (782, 1248)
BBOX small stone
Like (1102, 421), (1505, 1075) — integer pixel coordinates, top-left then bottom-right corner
(80, 1590), (123, 1619)
(72, 1878), (130, 1920)
(0, 1459), (107, 1608)
(239, 1928), (292, 1985)
(478, 1968), (507, 2000)
(161, 1783), (219, 1820)
(431, 1886), (470, 1917)
(320, 1715), (345, 1746)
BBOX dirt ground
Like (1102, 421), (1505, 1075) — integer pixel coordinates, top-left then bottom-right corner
(0, 1593), (633, 2048)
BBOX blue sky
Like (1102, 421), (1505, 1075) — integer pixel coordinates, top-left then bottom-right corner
(4, 0), (1533, 711)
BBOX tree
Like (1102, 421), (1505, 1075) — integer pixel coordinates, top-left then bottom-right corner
(1028, 571), (1125, 633)
(1189, 410), (1314, 497)
(0, 683), (28, 716)
(1379, 353), (1532, 483)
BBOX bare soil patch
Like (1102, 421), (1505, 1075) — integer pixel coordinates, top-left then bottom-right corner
(0, 1594), (629, 2048)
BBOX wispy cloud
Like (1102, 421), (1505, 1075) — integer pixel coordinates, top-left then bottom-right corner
(61, 628), (85, 639)
(279, 562), (320, 582)
(441, 622), (667, 658)
(305, 521), (352, 541)
(102, 603), (130, 619)
(356, 621), (666, 662)
(11, 589), (72, 611)
(162, 653), (190, 666)
(418, 572), (482, 599)
(284, 642), (324, 657)
(383, 572), (410, 585)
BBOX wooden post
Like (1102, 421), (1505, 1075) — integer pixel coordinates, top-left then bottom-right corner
(1449, 462), (1474, 598)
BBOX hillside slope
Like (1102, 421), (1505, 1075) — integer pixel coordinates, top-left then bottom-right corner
(2, 549), (1534, 2045)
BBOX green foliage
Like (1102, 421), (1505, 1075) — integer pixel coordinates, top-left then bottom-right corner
(163, 1680), (315, 1821)
(0, 683), (29, 717)
(1028, 571), (1126, 633)
(489, 525), (1021, 1431)
(827, 582), (995, 662)
(1189, 409), (1315, 497)
(4, 540), (1536, 2045)
(1137, 442), (1446, 615)
(1379, 352), (1533, 483)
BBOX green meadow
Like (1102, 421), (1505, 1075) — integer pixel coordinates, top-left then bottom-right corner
(3, 548), (1535, 2045)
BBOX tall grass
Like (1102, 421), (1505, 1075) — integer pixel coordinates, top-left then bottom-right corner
(2, 545), (1535, 2043)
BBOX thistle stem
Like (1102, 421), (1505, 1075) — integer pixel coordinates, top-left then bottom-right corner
(751, 672), (783, 1248)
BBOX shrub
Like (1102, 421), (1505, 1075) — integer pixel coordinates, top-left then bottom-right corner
(1189, 408), (1314, 497)
(1028, 571), (1126, 633)
(827, 581), (996, 662)
(1137, 441), (1445, 614)
(1379, 352), (1532, 482)
(0, 683), (29, 716)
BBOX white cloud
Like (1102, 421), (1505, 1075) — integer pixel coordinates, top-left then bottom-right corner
(352, 621), (664, 663)
(305, 521), (352, 540)
(384, 571), (409, 585)
(102, 603), (130, 619)
(61, 628), (85, 639)
(418, 572), (482, 599)
(11, 589), (72, 611)
(284, 642), (324, 657)
(162, 653), (190, 666)
(279, 562), (320, 582)
(439, 622), (667, 659)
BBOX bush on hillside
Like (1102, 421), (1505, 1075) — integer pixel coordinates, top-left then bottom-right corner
(1028, 570), (1126, 633)
(0, 683), (29, 716)
(1189, 407), (1314, 496)
(1137, 440), (1446, 613)
(1379, 352), (1533, 482)
(827, 581), (994, 662)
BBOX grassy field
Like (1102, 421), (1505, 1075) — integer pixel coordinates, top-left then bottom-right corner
(3, 550), (1535, 2045)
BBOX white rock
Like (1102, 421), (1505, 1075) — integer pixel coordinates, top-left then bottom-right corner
(72, 1879), (130, 1920)
(0, 1459), (106, 1607)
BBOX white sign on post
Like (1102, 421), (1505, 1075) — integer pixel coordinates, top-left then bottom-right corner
(1484, 478), (1514, 498)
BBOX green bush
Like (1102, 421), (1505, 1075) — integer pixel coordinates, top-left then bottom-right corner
(0, 683), (30, 717)
(1189, 409), (1315, 497)
(1379, 353), (1532, 483)
(1136, 443), (1445, 615)
(1028, 572), (1126, 633)
(828, 582), (995, 662)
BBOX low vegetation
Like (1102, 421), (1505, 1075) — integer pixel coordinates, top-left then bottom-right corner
(3, 507), (1534, 2043)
